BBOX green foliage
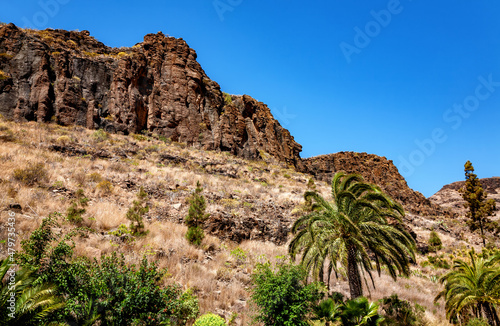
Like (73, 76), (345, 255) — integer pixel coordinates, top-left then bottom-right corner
(312, 296), (343, 325)
(66, 188), (89, 224)
(380, 294), (425, 326)
(289, 171), (416, 299)
(108, 224), (131, 237)
(424, 254), (450, 269)
(13, 162), (48, 186)
(0, 259), (65, 325)
(91, 129), (109, 142)
(466, 318), (490, 326)
(185, 181), (209, 245)
(435, 250), (500, 325)
(126, 186), (149, 236)
(428, 230), (443, 253)
(16, 214), (199, 325)
(340, 297), (384, 326)
(230, 247), (248, 264)
(459, 161), (497, 246)
(194, 313), (226, 326)
(223, 92), (233, 105)
(250, 261), (323, 326)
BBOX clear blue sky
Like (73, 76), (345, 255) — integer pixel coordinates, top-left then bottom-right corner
(3, 1), (500, 197)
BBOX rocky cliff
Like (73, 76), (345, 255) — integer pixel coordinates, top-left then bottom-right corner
(0, 23), (450, 217)
(0, 23), (302, 166)
(302, 152), (451, 216)
(430, 177), (500, 219)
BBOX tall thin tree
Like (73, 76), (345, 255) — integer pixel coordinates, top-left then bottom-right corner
(459, 161), (496, 247)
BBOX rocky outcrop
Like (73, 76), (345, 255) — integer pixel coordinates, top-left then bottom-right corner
(302, 152), (451, 217)
(430, 177), (500, 219)
(0, 23), (301, 166)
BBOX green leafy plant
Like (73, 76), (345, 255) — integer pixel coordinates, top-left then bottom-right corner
(380, 294), (424, 326)
(194, 312), (226, 326)
(66, 189), (89, 224)
(250, 261), (323, 326)
(126, 186), (149, 236)
(0, 259), (65, 325)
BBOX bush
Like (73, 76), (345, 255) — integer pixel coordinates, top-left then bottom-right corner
(194, 313), (226, 326)
(66, 189), (89, 224)
(96, 180), (113, 195)
(91, 129), (109, 142)
(380, 294), (425, 326)
(466, 318), (490, 326)
(13, 162), (48, 186)
(428, 230), (443, 252)
(126, 187), (149, 236)
(250, 261), (323, 326)
(17, 215), (199, 325)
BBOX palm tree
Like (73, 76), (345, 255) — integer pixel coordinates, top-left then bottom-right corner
(0, 259), (65, 325)
(435, 251), (500, 326)
(289, 172), (416, 299)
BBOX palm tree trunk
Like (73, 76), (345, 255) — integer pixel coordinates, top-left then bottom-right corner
(482, 302), (499, 326)
(347, 245), (363, 299)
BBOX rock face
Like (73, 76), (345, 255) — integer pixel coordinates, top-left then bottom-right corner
(302, 152), (451, 216)
(429, 177), (500, 219)
(0, 23), (302, 166)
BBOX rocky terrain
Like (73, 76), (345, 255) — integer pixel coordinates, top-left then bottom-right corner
(0, 23), (454, 220)
(0, 23), (302, 166)
(430, 177), (500, 219)
(303, 152), (451, 217)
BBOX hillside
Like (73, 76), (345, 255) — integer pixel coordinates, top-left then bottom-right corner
(0, 23), (448, 219)
(430, 177), (500, 219)
(1, 23), (496, 325)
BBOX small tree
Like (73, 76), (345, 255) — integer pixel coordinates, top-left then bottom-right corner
(428, 231), (443, 253)
(67, 189), (89, 224)
(250, 261), (323, 326)
(185, 182), (209, 245)
(458, 161), (496, 247)
(126, 187), (149, 236)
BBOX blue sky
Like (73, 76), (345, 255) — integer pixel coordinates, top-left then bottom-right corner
(2, 1), (500, 197)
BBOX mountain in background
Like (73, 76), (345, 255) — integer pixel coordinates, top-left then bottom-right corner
(0, 23), (459, 218)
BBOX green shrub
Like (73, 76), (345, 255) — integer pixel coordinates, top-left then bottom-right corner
(66, 189), (89, 224)
(428, 231), (443, 253)
(223, 92), (232, 105)
(380, 294), (425, 326)
(466, 318), (490, 326)
(17, 215), (199, 325)
(126, 187), (149, 236)
(91, 129), (108, 142)
(250, 261), (323, 326)
(194, 313), (226, 326)
(230, 247), (247, 264)
(13, 162), (48, 186)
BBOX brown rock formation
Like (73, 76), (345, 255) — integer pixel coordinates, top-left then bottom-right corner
(0, 23), (301, 166)
(302, 151), (451, 216)
(429, 177), (500, 219)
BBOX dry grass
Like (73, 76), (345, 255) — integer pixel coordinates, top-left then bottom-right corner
(0, 119), (457, 325)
